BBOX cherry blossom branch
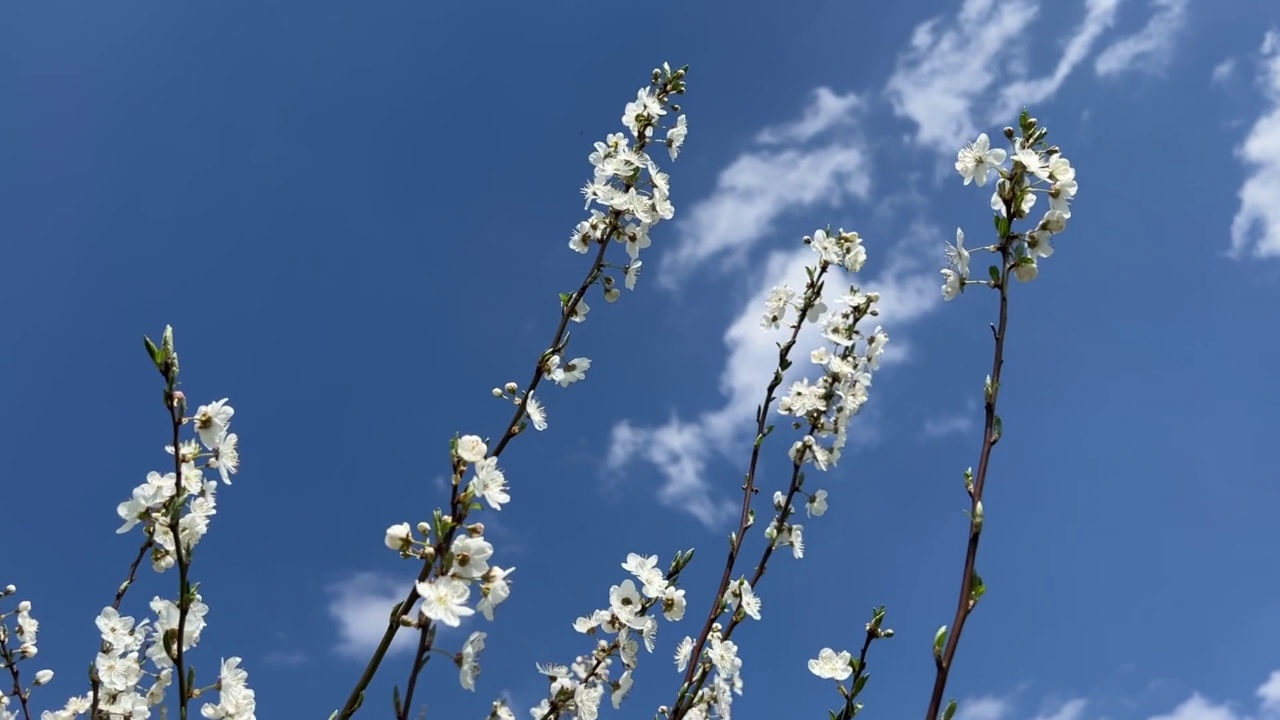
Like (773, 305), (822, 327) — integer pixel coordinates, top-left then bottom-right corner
(0, 626), (33, 720)
(923, 235), (1010, 720)
(926, 114), (1074, 720)
(671, 263), (831, 709)
(336, 67), (688, 719)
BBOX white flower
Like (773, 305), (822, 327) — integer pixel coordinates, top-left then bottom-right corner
(459, 631), (486, 691)
(199, 657), (255, 719)
(723, 579), (761, 621)
(385, 522), (413, 551)
(941, 268), (963, 301)
(666, 115), (688, 160)
(946, 227), (970, 276)
(569, 298), (590, 323)
(478, 566), (515, 620)
(193, 399), (234, 450)
(456, 435), (488, 463)
(416, 577), (474, 627)
(525, 392), (548, 431)
(210, 432), (239, 485)
(808, 648), (853, 680)
(806, 489), (828, 517)
(469, 458), (510, 510)
(450, 535), (494, 580)
(661, 585), (687, 621)
(955, 133), (1006, 186)
(674, 636), (694, 671)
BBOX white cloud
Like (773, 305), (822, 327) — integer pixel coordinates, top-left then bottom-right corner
(884, 0), (1040, 154)
(1258, 670), (1280, 712)
(1094, 0), (1189, 77)
(1230, 30), (1280, 259)
(886, 0), (1115, 155)
(1213, 58), (1238, 85)
(756, 88), (864, 145)
(658, 90), (870, 285)
(924, 412), (975, 438)
(1148, 693), (1240, 720)
(992, 0), (1121, 120)
(327, 572), (417, 659)
(957, 696), (1011, 720)
(1031, 698), (1088, 720)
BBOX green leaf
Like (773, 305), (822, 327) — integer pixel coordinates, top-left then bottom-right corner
(988, 265), (1001, 283)
(143, 335), (162, 368)
(852, 673), (869, 697)
(393, 685), (403, 716)
(970, 572), (987, 603)
(933, 625), (948, 658)
(944, 699), (958, 720)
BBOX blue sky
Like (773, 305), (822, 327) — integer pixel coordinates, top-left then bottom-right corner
(3, 1), (1280, 719)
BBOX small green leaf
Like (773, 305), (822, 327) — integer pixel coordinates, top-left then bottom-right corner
(143, 335), (162, 367)
(944, 699), (959, 720)
(988, 265), (1001, 283)
(392, 684), (403, 716)
(970, 572), (987, 603)
(933, 625), (948, 658)
(852, 673), (869, 697)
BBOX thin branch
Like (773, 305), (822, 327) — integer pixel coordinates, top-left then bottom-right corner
(924, 233), (1014, 720)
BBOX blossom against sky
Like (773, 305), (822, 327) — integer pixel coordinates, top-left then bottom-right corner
(2, 1), (1279, 718)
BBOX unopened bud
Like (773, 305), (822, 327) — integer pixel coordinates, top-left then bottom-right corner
(416, 521), (430, 535)
(467, 522), (485, 537)
(33, 669), (53, 686)
(504, 382), (519, 395)
(3, 585), (14, 595)
(16, 601), (30, 613)
(491, 387), (504, 398)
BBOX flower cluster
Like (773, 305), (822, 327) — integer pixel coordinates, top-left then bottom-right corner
(115, 398), (240, 572)
(530, 551), (692, 719)
(573, 63), (688, 304)
(0, 588), (55, 720)
(945, 116), (1078, 298)
(671, 623), (742, 720)
(774, 231), (887, 475)
(385, 436), (515, 636)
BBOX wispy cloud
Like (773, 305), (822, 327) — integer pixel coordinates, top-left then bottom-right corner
(756, 88), (864, 145)
(1229, 30), (1280, 259)
(327, 572), (416, 659)
(924, 412), (976, 438)
(1212, 58), (1238, 85)
(1094, 0), (1189, 77)
(956, 669), (1280, 720)
(1030, 699), (1088, 720)
(657, 89), (870, 285)
(993, 0), (1121, 120)
(885, 0), (1039, 154)
(956, 695), (1011, 720)
(885, 0), (1116, 155)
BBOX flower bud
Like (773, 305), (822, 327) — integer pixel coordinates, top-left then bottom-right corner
(3, 585), (14, 595)
(467, 522), (485, 537)
(491, 387), (504, 398)
(504, 382), (519, 395)
(16, 601), (30, 613)
(33, 669), (53, 686)
(19, 643), (37, 658)
(416, 521), (430, 535)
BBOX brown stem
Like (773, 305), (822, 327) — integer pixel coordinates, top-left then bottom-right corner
(396, 626), (434, 720)
(836, 624), (879, 720)
(0, 629), (33, 720)
(671, 267), (869, 719)
(923, 241), (1013, 720)
(90, 538), (153, 716)
(168, 400), (193, 720)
